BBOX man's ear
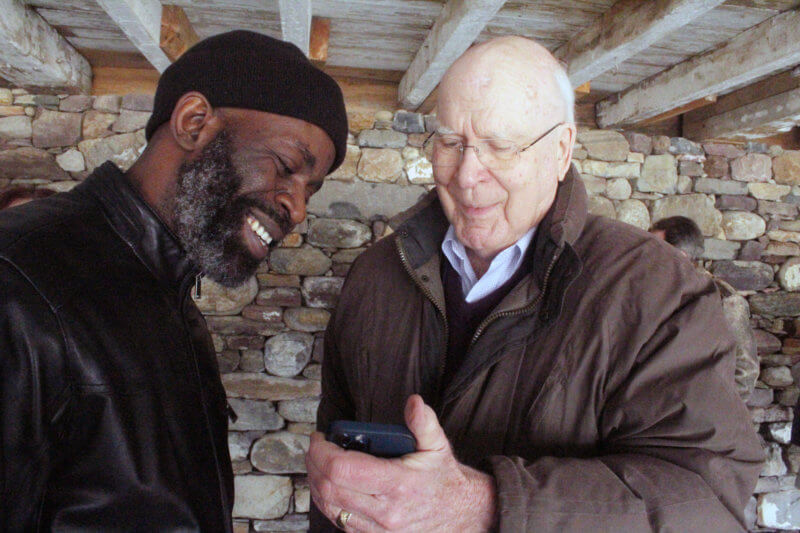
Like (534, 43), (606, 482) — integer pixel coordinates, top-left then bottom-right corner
(556, 123), (576, 182)
(169, 91), (224, 152)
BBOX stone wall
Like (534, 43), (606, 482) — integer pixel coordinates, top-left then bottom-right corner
(2, 85), (800, 531)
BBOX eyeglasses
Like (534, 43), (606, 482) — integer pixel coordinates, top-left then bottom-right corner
(423, 122), (564, 171)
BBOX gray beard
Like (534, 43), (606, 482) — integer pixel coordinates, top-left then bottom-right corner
(172, 131), (264, 287)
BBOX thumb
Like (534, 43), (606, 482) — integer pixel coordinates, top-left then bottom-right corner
(404, 394), (450, 454)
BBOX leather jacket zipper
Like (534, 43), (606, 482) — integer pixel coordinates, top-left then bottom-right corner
(395, 234), (449, 400)
(179, 275), (231, 532)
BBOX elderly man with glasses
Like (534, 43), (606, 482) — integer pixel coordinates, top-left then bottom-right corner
(307, 36), (762, 532)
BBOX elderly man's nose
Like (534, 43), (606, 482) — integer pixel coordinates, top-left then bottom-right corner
(454, 146), (486, 187)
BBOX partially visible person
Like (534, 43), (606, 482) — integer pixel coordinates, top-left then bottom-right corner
(650, 216), (759, 400)
(1, 30), (347, 531)
(0, 186), (55, 209)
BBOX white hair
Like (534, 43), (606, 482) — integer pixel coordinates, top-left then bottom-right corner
(552, 65), (575, 124)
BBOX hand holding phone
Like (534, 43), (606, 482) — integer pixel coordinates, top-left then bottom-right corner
(326, 420), (416, 458)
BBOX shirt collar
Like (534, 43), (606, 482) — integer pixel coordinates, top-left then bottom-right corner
(442, 225), (536, 302)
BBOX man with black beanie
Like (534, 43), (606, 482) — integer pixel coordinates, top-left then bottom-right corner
(0, 30), (347, 531)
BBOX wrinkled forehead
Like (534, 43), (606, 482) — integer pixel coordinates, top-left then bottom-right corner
(438, 43), (564, 138)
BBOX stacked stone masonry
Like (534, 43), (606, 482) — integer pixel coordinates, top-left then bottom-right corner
(3, 86), (800, 531)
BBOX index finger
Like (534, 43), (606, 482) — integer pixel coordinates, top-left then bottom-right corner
(308, 432), (406, 494)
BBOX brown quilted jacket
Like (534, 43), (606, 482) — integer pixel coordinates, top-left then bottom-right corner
(315, 167), (763, 532)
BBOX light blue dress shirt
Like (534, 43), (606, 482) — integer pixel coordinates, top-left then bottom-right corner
(441, 225), (536, 303)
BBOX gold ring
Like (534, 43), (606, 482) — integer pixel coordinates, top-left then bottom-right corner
(336, 509), (352, 529)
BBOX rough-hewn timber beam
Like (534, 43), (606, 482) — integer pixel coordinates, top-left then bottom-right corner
(0, 0), (92, 93)
(160, 5), (199, 62)
(278, 0), (311, 57)
(96, 0), (172, 72)
(556, 0), (725, 88)
(597, 9), (800, 129)
(398, 0), (507, 110)
(309, 17), (330, 66)
(684, 69), (800, 140)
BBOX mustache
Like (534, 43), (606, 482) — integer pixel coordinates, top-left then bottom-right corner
(237, 194), (294, 239)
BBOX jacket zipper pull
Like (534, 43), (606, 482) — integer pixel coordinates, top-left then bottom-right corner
(194, 273), (203, 300)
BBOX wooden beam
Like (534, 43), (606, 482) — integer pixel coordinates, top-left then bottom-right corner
(574, 82), (590, 96)
(556, 0), (725, 88)
(92, 66), (159, 95)
(95, 0), (172, 72)
(398, 0), (507, 110)
(684, 86), (800, 141)
(159, 4), (199, 62)
(0, 0), (91, 93)
(309, 17), (330, 66)
(278, 0), (311, 57)
(597, 9), (800, 128)
(637, 95), (716, 126)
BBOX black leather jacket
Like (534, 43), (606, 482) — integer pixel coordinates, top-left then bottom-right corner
(0, 163), (233, 531)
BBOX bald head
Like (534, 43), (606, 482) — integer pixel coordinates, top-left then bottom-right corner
(438, 36), (573, 137)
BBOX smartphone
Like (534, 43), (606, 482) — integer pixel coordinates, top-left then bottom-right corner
(326, 421), (416, 458)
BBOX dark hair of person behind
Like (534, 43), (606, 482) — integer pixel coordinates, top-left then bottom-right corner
(650, 216), (704, 259)
(0, 186), (56, 210)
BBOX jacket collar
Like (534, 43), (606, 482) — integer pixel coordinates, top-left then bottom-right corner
(393, 164), (587, 274)
(80, 161), (199, 291)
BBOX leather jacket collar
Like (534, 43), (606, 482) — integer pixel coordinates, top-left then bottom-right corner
(81, 162), (199, 291)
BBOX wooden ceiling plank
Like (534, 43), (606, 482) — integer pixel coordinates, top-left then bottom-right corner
(95, 0), (172, 72)
(0, 0), (91, 93)
(92, 66), (159, 94)
(556, 0), (726, 88)
(160, 4), (199, 62)
(597, 9), (800, 128)
(684, 85), (800, 140)
(637, 95), (716, 126)
(309, 17), (330, 66)
(398, 0), (508, 110)
(278, 0), (311, 56)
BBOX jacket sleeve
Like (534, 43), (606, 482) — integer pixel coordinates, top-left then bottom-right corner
(310, 303), (357, 532)
(0, 260), (70, 531)
(489, 273), (764, 532)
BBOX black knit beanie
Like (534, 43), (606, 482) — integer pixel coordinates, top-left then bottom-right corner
(145, 30), (348, 173)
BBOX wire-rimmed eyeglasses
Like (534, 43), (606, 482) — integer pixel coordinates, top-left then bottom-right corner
(422, 122), (564, 171)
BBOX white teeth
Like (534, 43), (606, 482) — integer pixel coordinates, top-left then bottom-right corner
(247, 215), (273, 246)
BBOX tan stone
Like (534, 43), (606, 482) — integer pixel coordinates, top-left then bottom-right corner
(731, 153), (771, 182)
(222, 373), (321, 400)
(0, 106), (25, 116)
(627, 152), (645, 164)
(0, 147), (68, 181)
(616, 199), (650, 230)
(257, 273), (301, 288)
(405, 156), (434, 184)
(576, 130), (629, 161)
(327, 144), (360, 182)
(722, 212), (766, 241)
(357, 148), (403, 183)
(278, 233), (303, 247)
(55, 149), (85, 172)
(32, 110), (81, 148)
(78, 131), (146, 172)
(581, 160), (640, 179)
(0, 116), (32, 139)
(232, 475), (292, 520)
(748, 183), (792, 201)
(605, 178), (632, 200)
(82, 110), (117, 139)
(587, 196), (616, 219)
(774, 151), (800, 186)
(652, 194), (722, 237)
(283, 307), (330, 332)
(768, 230), (800, 244)
(0, 88), (12, 105)
(193, 276), (258, 316)
(639, 154), (677, 193)
(581, 174), (606, 196)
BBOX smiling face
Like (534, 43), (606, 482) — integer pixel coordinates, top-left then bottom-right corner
(172, 109), (335, 286)
(435, 37), (575, 269)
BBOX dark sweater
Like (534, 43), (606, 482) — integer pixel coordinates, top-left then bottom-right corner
(441, 245), (534, 387)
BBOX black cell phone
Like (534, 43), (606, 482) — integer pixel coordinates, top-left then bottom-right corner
(326, 421), (416, 458)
